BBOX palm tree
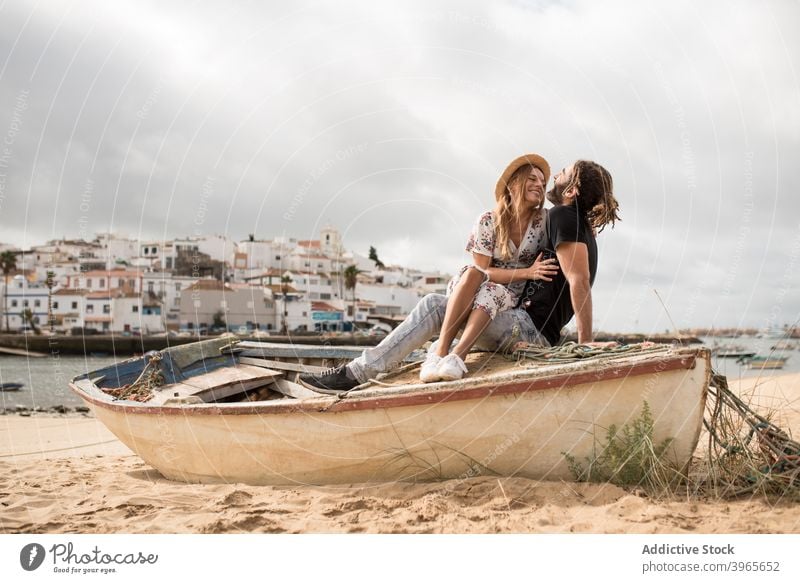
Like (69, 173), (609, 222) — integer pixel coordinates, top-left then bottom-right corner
(45, 270), (56, 334)
(368, 246), (385, 269)
(343, 265), (363, 331)
(21, 308), (39, 335)
(279, 275), (292, 335)
(1, 250), (18, 332)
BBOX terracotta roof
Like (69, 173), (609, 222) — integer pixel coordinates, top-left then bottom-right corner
(53, 289), (88, 296)
(81, 270), (142, 277)
(85, 316), (112, 322)
(187, 279), (229, 291)
(297, 240), (321, 248)
(86, 291), (113, 299)
(311, 301), (341, 312)
(265, 284), (299, 294)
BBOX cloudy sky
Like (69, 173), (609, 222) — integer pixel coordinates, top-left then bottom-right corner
(0, 0), (798, 333)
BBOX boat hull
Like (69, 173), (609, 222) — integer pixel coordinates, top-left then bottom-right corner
(71, 349), (709, 486)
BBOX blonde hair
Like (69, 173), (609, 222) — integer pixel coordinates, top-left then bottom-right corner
(494, 164), (541, 260)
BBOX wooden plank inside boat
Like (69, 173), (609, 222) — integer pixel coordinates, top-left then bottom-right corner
(151, 364), (283, 404)
(238, 356), (328, 374)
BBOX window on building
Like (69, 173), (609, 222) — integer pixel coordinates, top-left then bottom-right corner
(34, 300), (41, 307)
(86, 304), (94, 313)
(102, 304), (110, 314)
(128, 279), (135, 288)
(118, 279), (124, 287)
(132, 305), (139, 313)
(175, 283), (181, 291)
(143, 248), (149, 255)
(148, 282), (154, 294)
(99, 278), (105, 288)
(302, 311), (307, 317)
(53, 301), (59, 309)
(11, 300), (17, 308)
(23, 300), (28, 307)
(151, 247), (157, 254)
(320, 293), (331, 300)
(275, 255), (281, 261)
(86, 279), (92, 288)
(71, 302), (78, 309)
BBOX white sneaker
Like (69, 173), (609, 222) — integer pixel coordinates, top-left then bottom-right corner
(437, 353), (468, 381)
(420, 353), (443, 383)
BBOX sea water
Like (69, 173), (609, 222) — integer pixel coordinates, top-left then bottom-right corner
(0, 355), (119, 410)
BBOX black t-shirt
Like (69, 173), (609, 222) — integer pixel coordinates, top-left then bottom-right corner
(523, 204), (597, 345)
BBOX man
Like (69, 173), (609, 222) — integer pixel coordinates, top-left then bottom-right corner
(522, 159), (619, 346)
(300, 159), (619, 394)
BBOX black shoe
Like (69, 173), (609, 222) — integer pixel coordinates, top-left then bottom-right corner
(299, 364), (359, 394)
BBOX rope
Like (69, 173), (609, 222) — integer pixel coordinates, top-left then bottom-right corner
(702, 371), (800, 495)
(0, 439), (122, 458)
(100, 353), (164, 403)
(509, 340), (673, 364)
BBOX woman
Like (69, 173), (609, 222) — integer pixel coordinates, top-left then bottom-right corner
(420, 154), (559, 382)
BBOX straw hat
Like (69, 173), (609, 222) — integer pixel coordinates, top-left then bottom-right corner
(495, 153), (550, 201)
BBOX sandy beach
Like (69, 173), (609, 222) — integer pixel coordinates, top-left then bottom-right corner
(2, 373), (799, 534)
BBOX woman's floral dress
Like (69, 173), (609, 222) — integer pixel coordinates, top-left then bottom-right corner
(446, 209), (547, 318)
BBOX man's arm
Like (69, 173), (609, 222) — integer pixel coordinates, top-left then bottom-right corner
(556, 241), (592, 343)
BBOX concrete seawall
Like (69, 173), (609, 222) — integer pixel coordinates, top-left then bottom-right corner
(0, 333), (382, 356)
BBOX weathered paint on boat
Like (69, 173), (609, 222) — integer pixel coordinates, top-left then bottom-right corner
(69, 339), (710, 486)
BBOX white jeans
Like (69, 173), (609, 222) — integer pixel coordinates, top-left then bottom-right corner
(348, 293), (550, 383)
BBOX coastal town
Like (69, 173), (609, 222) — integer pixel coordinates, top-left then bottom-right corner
(0, 226), (449, 336)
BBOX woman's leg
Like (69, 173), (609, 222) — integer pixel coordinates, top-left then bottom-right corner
(348, 293), (448, 383)
(451, 307), (492, 360)
(436, 267), (485, 357)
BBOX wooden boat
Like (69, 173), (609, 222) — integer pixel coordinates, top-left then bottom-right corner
(740, 355), (789, 370)
(0, 382), (23, 392)
(771, 341), (797, 351)
(714, 345), (756, 359)
(69, 337), (711, 486)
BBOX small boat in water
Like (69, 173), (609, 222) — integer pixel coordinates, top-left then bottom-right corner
(771, 340), (797, 351)
(739, 355), (790, 370)
(0, 382), (23, 392)
(69, 337), (711, 486)
(714, 344), (756, 359)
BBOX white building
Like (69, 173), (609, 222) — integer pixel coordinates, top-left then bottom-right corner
(51, 289), (87, 331)
(356, 283), (421, 316)
(142, 272), (212, 330)
(178, 280), (276, 331)
(65, 269), (142, 294)
(95, 233), (140, 269)
(0, 275), (49, 330)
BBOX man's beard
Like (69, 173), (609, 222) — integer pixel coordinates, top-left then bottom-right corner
(546, 182), (566, 205)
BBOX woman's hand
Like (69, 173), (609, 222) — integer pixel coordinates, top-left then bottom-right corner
(526, 252), (559, 281)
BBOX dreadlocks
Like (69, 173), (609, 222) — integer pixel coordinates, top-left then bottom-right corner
(561, 160), (620, 233)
